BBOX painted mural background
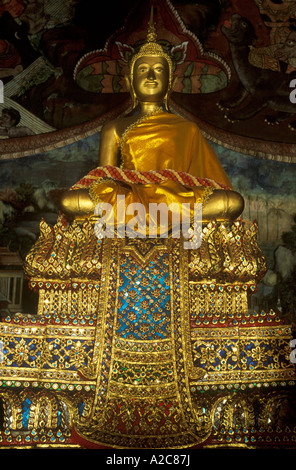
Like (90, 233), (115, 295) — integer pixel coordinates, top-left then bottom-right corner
(0, 0), (295, 326)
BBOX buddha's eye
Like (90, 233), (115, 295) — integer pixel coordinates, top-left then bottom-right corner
(137, 65), (149, 74)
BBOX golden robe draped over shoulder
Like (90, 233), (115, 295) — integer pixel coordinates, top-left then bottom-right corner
(90, 111), (232, 232)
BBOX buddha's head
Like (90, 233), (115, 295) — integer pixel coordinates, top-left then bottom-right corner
(127, 10), (174, 109)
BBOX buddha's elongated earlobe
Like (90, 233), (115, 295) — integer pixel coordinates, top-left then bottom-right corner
(131, 92), (138, 110)
(163, 93), (169, 111)
(124, 75), (131, 93)
(125, 74), (138, 110)
(130, 85), (138, 110)
(164, 76), (177, 111)
(171, 76), (178, 91)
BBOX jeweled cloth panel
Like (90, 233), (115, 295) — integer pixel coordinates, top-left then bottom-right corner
(74, 238), (208, 448)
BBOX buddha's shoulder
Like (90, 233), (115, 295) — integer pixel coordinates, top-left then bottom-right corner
(101, 117), (123, 134)
(101, 115), (138, 138)
(167, 113), (201, 133)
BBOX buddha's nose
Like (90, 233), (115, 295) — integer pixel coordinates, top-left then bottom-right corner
(147, 67), (156, 80)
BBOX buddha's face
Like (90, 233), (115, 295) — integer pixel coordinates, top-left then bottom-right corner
(132, 55), (170, 103)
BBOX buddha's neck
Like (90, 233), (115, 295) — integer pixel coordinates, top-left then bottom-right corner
(138, 101), (163, 115)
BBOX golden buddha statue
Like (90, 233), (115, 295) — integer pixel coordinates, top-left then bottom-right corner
(60, 11), (244, 229)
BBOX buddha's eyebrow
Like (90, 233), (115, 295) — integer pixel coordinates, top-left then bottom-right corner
(137, 62), (165, 67)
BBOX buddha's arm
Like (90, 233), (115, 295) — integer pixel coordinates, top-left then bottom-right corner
(98, 121), (120, 167)
(187, 125), (244, 221)
(188, 126), (233, 188)
(60, 121), (120, 218)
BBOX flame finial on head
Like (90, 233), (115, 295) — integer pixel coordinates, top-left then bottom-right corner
(146, 6), (157, 43)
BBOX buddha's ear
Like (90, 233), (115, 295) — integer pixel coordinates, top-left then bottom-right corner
(124, 75), (137, 109)
(171, 76), (178, 92)
(164, 76), (178, 111)
(124, 75), (131, 92)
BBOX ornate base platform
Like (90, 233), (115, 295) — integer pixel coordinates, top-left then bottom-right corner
(0, 218), (295, 448)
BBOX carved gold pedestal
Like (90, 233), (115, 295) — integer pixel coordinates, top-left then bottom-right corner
(0, 218), (294, 448)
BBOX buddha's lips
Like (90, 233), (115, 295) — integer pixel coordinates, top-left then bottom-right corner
(145, 81), (158, 88)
